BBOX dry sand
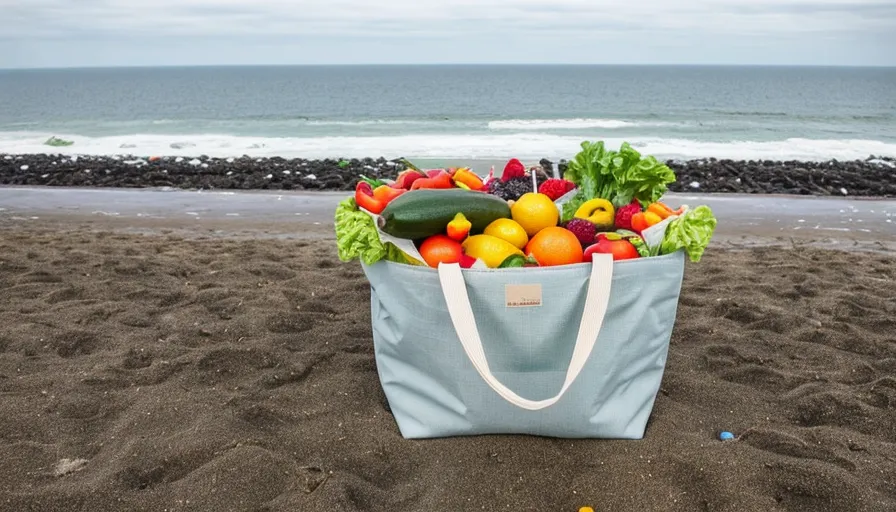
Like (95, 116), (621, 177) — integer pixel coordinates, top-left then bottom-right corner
(0, 220), (894, 512)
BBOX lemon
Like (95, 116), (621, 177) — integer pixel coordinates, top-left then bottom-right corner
(483, 218), (529, 249)
(461, 234), (524, 268)
(511, 192), (559, 237)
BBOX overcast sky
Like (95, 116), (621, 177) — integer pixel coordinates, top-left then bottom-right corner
(1, 0), (894, 68)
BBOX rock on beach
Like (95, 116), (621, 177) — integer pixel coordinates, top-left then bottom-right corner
(0, 153), (894, 197)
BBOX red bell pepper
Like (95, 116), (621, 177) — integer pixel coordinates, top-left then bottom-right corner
(410, 170), (454, 190)
(391, 169), (426, 189)
(355, 182), (405, 214)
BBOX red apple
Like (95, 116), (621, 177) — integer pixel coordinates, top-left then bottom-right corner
(583, 235), (640, 261)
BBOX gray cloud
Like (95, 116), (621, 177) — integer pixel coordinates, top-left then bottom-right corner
(3, 0), (894, 37)
(0, 0), (893, 66)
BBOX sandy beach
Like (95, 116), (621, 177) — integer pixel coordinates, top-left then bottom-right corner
(1, 188), (895, 511)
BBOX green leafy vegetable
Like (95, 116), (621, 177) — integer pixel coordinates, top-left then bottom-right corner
(659, 205), (718, 262)
(561, 141), (677, 221)
(334, 197), (418, 265)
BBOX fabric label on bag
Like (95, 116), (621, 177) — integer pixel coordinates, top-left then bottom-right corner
(505, 284), (542, 308)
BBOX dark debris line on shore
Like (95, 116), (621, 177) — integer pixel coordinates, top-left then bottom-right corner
(1, 153), (895, 198)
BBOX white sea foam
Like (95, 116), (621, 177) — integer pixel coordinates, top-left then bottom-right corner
(0, 131), (894, 162)
(305, 119), (440, 126)
(487, 118), (675, 130)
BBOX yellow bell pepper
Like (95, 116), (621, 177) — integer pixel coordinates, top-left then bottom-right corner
(574, 198), (616, 230)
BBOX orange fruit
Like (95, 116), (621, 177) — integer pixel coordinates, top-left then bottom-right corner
(511, 192), (559, 237)
(483, 218), (529, 249)
(418, 235), (463, 268)
(525, 227), (584, 266)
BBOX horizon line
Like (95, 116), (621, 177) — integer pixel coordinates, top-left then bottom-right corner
(2, 62), (895, 72)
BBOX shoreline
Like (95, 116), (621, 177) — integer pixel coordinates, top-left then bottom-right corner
(2, 152), (895, 198)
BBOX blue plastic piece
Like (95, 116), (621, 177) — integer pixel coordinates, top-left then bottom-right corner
(719, 431), (735, 441)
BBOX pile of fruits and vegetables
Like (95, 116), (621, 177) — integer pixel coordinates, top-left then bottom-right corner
(335, 140), (718, 269)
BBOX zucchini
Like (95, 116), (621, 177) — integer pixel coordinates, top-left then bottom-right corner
(377, 189), (511, 240)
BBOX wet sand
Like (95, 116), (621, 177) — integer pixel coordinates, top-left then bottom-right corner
(0, 190), (895, 511)
(2, 186), (895, 251)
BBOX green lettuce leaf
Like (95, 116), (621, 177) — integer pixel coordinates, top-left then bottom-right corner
(334, 197), (417, 265)
(659, 205), (718, 262)
(561, 140), (677, 220)
(613, 145), (677, 207)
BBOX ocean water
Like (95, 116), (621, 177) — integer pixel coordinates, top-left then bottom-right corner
(0, 65), (894, 163)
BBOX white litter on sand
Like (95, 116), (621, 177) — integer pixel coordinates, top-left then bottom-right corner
(54, 458), (89, 477)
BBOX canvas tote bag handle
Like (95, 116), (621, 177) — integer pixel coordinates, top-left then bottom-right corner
(437, 253), (614, 411)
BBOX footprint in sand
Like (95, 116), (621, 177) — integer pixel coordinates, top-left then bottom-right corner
(266, 312), (317, 334)
(766, 461), (867, 511)
(51, 330), (100, 358)
(740, 428), (855, 471)
(702, 344), (808, 394)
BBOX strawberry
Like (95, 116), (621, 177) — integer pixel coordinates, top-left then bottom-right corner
(614, 200), (643, 231)
(501, 158), (527, 182)
(537, 178), (576, 201)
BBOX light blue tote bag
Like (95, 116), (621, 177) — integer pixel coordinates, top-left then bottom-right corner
(360, 250), (685, 439)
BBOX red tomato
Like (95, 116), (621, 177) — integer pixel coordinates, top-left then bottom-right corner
(418, 235), (463, 267)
